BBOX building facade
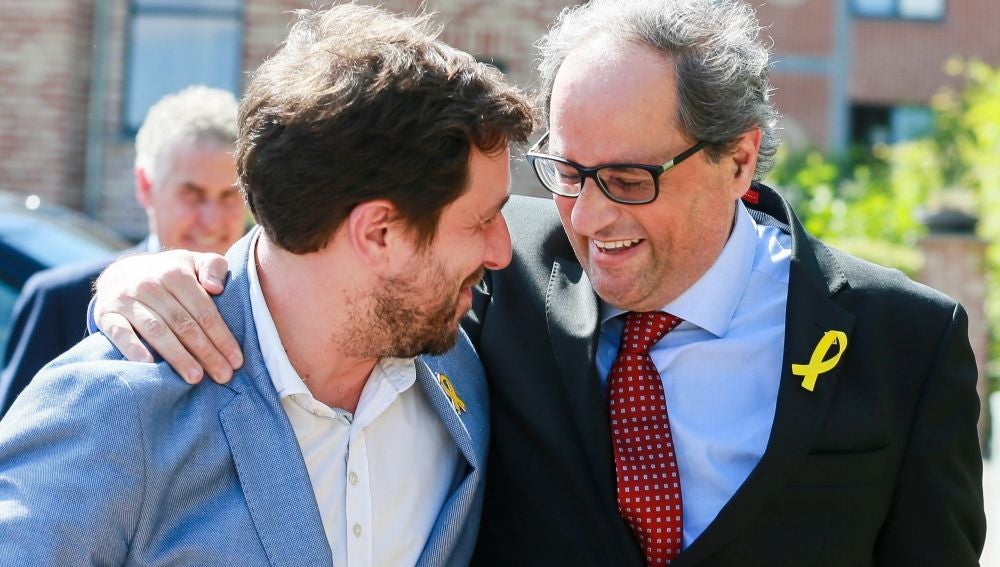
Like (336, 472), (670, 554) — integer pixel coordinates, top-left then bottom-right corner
(3, 0), (999, 237)
(0, 0), (569, 240)
(759, 0), (1000, 151)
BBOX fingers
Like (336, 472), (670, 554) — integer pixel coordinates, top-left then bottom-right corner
(135, 258), (236, 383)
(194, 252), (229, 295)
(192, 253), (245, 371)
(97, 311), (155, 364)
(118, 300), (206, 384)
(93, 250), (240, 384)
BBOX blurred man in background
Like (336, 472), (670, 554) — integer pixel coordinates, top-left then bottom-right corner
(0, 85), (245, 415)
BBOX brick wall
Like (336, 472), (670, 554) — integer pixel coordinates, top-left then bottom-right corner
(852, 0), (1000, 104)
(84, 0), (570, 240)
(0, 0), (94, 209)
(755, 0), (1000, 152)
(10, 0), (1000, 236)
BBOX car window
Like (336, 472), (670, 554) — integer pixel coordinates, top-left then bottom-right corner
(1, 214), (122, 268)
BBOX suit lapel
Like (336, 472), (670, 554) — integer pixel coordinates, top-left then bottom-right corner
(545, 257), (620, 517)
(215, 230), (332, 567)
(413, 332), (488, 566)
(414, 352), (484, 470)
(675, 188), (856, 566)
(219, 374), (333, 567)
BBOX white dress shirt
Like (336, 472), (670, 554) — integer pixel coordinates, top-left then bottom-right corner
(247, 233), (459, 567)
(597, 200), (792, 547)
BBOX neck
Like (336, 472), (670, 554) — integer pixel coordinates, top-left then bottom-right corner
(255, 235), (376, 412)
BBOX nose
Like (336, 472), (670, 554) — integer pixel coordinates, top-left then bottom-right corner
(481, 212), (513, 270)
(197, 200), (223, 226)
(569, 177), (617, 237)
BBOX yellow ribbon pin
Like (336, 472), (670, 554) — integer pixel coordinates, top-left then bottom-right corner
(792, 331), (848, 392)
(437, 373), (467, 415)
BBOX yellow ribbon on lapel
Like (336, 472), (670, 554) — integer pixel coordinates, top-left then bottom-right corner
(792, 330), (848, 392)
(436, 373), (467, 415)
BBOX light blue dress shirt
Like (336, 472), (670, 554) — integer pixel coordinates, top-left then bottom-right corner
(597, 200), (792, 548)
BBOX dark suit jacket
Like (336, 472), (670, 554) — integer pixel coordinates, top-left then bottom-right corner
(0, 244), (142, 416)
(465, 183), (985, 566)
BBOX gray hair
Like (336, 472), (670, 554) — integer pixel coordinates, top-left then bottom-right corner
(537, 0), (779, 178)
(134, 85), (239, 185)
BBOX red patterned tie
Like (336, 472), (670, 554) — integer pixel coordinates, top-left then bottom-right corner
(608, 311), (684, 565)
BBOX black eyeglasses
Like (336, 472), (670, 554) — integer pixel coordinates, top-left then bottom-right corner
(526, 132), (706, 205)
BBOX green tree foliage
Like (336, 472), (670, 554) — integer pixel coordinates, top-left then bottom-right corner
(931, 60), (1000, 371)
(766, 143), (929, 277)
(767, 58), (1000, 376)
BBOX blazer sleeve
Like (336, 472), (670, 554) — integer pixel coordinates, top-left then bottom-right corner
(0, 359), (145, 565)
(1, 269), (96, 416)
(875, 303), (986, 565)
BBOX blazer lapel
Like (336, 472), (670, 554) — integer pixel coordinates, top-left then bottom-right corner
(219, 375), (332, 567)
(215, 230), (332, 567)
(546, 257), (620, 516)
(414, 349), (485, 471)
(675, 189), (856, 566)
(413, 332), (489, 566)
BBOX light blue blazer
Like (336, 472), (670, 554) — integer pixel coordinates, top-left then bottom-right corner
(0, 230), (489, 566)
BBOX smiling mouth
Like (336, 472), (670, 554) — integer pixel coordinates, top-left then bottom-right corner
(594, 238), (641, 251)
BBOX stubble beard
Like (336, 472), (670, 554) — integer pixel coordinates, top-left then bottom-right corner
(339, 263), (484, 360)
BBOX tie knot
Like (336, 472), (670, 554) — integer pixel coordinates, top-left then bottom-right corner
(619, 311), (682, 355)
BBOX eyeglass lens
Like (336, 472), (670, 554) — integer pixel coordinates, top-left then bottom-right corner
(533, 158), (656, 203)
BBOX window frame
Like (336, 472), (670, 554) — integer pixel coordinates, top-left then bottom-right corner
(121, 0), (245, 135)
(850, 0), (947, 22)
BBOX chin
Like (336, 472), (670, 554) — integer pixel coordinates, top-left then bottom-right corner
(183, 240), (228, 254)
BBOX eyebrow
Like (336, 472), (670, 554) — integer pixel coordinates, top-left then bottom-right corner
(486, 193), (511, 219)
(181, 182), (239, 192)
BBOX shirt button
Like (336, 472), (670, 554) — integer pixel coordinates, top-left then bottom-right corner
(353, 524), (362, 538)
(348, 472), (358, 485)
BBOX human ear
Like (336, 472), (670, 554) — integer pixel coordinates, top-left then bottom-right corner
(730, 127), (762, 196)
(345, 200), (408, 271)
(135, 168), (154, 208)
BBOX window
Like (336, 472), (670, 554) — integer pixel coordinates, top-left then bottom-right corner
(123, 0), (243, 133)
(852, 0), (945, 20)
(850, 104), (934, 146)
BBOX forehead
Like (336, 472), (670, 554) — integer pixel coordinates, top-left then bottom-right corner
(441, 145), (511, 217)
(156, 141), (236, 189)
(549, 40), (683, 163)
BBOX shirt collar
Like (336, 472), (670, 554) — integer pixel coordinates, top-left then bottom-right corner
(601, 200), (758, 338)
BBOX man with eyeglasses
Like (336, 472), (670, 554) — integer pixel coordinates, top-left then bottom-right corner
(81, 0), (984, 565)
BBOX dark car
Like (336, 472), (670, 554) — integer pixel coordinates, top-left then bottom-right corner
(0, 192), (131, 356)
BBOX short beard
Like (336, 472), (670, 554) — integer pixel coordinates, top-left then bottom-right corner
(371, 274), (460, 357)
(339, 265), (484, 360)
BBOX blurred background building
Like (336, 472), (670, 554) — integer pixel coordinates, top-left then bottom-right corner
(4, 0), (997, 237)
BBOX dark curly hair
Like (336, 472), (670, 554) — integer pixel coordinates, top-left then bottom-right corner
(237, 3), (534, 253)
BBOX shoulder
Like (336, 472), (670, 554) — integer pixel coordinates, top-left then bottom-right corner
(13, 335), (231, 429)
(19, 257), (111, 301)
(800, 237), (963, 341)
(830, 244), (958, 313)
(499, 195), (577, 281)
